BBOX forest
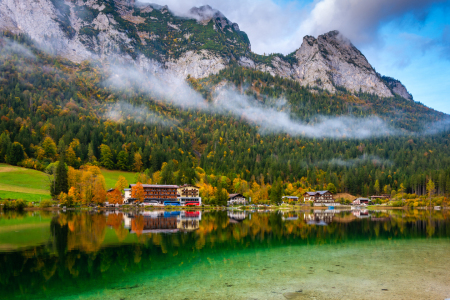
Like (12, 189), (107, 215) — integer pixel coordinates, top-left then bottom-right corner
(1, 32), (450, 204)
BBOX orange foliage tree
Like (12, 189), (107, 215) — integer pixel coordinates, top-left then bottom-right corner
(107, 188), (123, 205)
(92, 177), (106, 205)
(132, 182), (144, 203)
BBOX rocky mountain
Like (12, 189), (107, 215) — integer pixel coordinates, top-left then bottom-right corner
(0, 0), (412, 100)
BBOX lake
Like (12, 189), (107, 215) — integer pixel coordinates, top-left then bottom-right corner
(0, 209), (449, 300)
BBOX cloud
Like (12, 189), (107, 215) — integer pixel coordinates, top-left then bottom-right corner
(104, 102), (178, 127)
(0, 37), (36, 60)
(143, 0), (447, 55)
(142, 0), (305, 54)
(298, 0), (446, 46)
(213, 86), (398, 138)
(313, 155), (394, 168)
(421, 117), (450, 135)
(103, 64), (400, 139)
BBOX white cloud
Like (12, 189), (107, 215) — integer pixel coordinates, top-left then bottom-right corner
(143, 0), (446, 55)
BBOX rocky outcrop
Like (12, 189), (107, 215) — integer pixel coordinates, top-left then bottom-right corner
(382, 76), (413, 100)
(238, 31), (394, 98)
(0, 1), (411, 100)
(166, 50), (227, 78)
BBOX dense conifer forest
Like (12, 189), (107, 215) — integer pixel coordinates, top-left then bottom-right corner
(1, 32), (450, 203)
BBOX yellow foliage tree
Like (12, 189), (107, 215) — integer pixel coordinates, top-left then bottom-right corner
(115, 176), (129, 193)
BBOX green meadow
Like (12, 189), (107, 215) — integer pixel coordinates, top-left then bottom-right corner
(0, 164), (135, 202)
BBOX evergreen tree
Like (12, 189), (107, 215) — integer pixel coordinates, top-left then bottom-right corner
(52, 153), (68, 197)
(7, 142), (25, 166)
(116, 150), (129, 171)
(270, 178), (283, 205)
(0, 133), (11, 163)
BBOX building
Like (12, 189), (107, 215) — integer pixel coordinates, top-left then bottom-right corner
(303, 191), (334, 205)
(123, 188), (132, 204)
(353, 198), (371, 205)
(282, 196), (299, 203)
(177, 184), (202, 205)
(126, 184), (178, 204)
(228, 193), (248, 206)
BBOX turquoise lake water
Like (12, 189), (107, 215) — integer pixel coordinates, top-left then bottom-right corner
(0, 209), (449, 299)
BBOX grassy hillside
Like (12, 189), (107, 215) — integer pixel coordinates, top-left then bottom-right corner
(0, 164), (50, 201)
(101, 169), (136, 190)
(0, 164), (135, 201)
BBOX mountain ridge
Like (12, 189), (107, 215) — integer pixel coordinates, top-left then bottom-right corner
(0, 0), (414, 101)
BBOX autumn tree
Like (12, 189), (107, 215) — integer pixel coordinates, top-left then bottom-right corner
(399, 183), (405, 204)
(107, 189), (123, 205)
(327, 182), (337, 194)
(115, 176), (129, 193)
(133, 152), (143, 172)
(92, 176), (106, 205)
(132, 182), (144, 203)
(42, 137), (57, 161)
(427, 179), (435, 207)
(100, 144), (114, 169)
(374, 180), (380, 195)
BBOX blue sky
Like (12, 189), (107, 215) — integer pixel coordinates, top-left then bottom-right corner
(152, 0), (450, 114)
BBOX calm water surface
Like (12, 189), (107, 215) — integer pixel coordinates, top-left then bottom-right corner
(0, 209), (449, 300)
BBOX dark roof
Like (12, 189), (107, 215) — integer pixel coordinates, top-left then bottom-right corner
(129, 184), (179, 188)
(229, 193), (245, 199)
(305, 190), (331, 196)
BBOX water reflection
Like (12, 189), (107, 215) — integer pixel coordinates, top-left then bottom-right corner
(0, 209), (449, 299)
(121, 211), (202, 234)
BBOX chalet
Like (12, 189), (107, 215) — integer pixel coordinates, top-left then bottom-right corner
(177, 184), (202, 205)
(127, 184), (178, 204)
(352, 198), (371, 205)
(303, 190), (334, 205)
(228, 193), (248, 206)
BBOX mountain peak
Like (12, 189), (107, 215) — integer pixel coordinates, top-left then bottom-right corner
(188, 5), (240, 31)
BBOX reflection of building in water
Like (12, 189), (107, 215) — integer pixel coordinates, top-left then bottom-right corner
(178, 211), (201, 231)
(352, 209), (370, 218)
(281, 211), (299, 221)
(227, 211), (249, 223)
(123, 211), (202, 233)
(304, 210), (338, 225)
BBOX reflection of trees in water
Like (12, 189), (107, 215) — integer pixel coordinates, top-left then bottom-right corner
(0, 210), (449, 298)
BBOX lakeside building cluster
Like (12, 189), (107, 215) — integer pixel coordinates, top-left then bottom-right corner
(117, 184), (390, 207)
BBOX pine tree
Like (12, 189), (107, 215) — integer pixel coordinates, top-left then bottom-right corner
(53, 153), (68, 197)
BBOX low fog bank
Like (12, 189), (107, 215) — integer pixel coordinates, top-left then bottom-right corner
(103, 65), (402, 139)
(104, 102), (177, 127)
(312, 155), (394, 168)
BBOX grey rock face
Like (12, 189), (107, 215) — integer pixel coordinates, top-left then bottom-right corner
(238, 31), (394, 98)
(0, 1), (410, 100)
(383, 77), (413, 100)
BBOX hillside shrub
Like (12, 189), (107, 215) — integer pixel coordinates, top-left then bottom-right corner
(40, 200), (54, 208)
(2, 199), (27, 211)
